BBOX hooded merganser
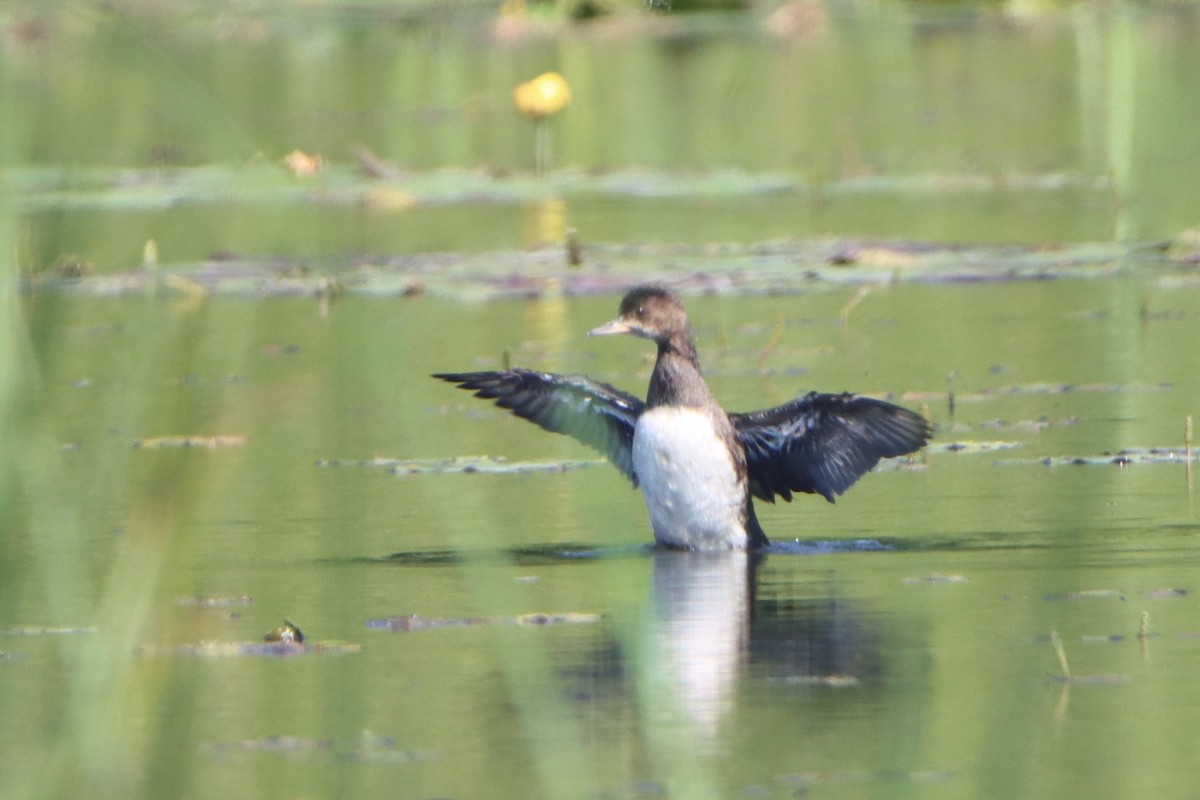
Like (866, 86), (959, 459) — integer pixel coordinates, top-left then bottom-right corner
(435, 285), (931, 551)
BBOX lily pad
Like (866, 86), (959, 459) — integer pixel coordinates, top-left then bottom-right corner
(316, 455), (604, 475)
(907, 383), (1172, 406)
(974, 417), (1080, 432)
(133, 435), (248, 449)
(174, 595), (253, 608)
(137, 640), (360, 658)
(0, 626), (98, 637)
(207, 733), (434, 764)
(770, 674), (861, 687)
(365, 611), (600, 632)
(10, 164), (1119, 213)
(997, 448), (1196, 468)
(902, 573), (969, 585)
(19, 236), (1196, 302)
(1143, 588), (1188, 599)
(1043, 589), (1126, 602)
(928, 441), (1022, 454)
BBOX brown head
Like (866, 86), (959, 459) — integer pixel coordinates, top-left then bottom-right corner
(588, 286), (695, 357)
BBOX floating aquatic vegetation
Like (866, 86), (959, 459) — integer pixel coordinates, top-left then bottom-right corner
(365, 612), (601, 632)
(938, 418), (1080, 435)
(0, 625), (98, 637)
(207, 732), (434, 764)
(783, 769), (956, 789)
(1044, 589), (1126, 602)
(927, 440), (1022, 454)
(901, 573), (968, 585)
(905, 382), (1172, 406)
(174, 595), (253, 608)
(769, 674), (861, 687)
(997, 448), (1195, 468)
(316, 454), (604, 475)
(137, 640), (360, 658)
(978, 382), (1172, 396)
(1044, 628), (1128, 686)
(976, 417), (1081, 432)
(133, 435), (248, 449)
(12, 164), (1125, 212)
(18, 235), (1193, 301)
(1143, 588), (1187, 599)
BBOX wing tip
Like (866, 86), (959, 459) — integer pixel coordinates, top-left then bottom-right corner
(432, 371), (475, 383)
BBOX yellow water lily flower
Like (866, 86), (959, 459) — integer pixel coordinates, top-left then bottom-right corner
(513, 72), (571, 119)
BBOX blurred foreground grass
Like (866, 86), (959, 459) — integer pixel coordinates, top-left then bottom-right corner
(2, 139), (176, 797)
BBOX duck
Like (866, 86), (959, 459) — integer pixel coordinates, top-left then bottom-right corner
(434, 285), (931, 551)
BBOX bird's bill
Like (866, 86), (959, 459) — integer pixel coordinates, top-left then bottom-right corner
(588, 318), (632, 337)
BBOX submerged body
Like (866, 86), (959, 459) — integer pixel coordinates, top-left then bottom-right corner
(435, 286), (931, 550)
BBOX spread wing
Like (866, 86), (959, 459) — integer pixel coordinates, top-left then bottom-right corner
(733, 392), (931, 503)
(433, 369), (644, 485)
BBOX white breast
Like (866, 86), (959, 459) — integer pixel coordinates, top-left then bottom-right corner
(632, 407), (748, 550)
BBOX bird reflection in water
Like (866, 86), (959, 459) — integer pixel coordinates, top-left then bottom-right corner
(633, 549), (885, 750)
(644, 550), (752, 743)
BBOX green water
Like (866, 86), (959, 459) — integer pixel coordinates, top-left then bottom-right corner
(4, 4), (1200, 800)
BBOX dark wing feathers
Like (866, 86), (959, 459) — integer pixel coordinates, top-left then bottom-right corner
(436, 370), (929, 503)
(733, 392), (931, 503)
(433, 369), (644, 485)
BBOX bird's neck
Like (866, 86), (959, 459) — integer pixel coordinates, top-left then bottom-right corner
(647, 337), (712, 408)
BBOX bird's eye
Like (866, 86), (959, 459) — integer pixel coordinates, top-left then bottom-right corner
(636, 306), (646, 318)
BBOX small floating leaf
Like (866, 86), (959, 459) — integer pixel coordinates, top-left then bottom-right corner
(929, 440), (1022, 454)
(901, 573), (968, 585)
(366, 611), (600, 632)
(207, 734), (435, 764)
(515, 612), (600, 626)
(906, 383), (1171, 406)
(1044, 589), (1126, 602)
(137, 640), (359, 658)
(771, 674), (861, 688)
(366, 614), (486, 632)
(784, 768), (957, 787)
(1, 625), (98, 637)
(175, 595), (253, 608)
(18, 229), (1192, 302)
(997, 448), (1196, 468)
(1143, 588), (1187, 599)
(317, 455), (603, 475)
(974, 417), (1081, 432)
(134, 435), (248, 449)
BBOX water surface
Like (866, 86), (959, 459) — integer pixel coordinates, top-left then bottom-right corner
(4, 5), (1200, 800)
